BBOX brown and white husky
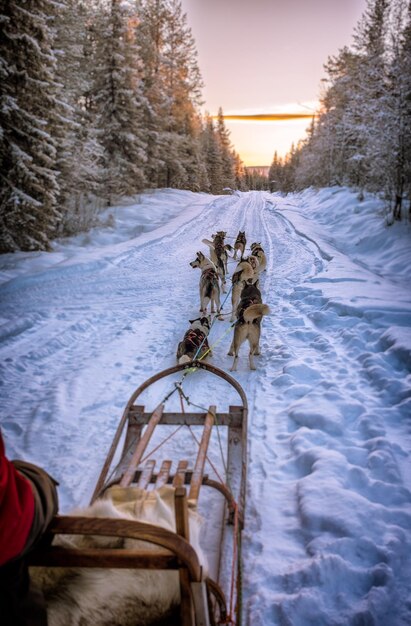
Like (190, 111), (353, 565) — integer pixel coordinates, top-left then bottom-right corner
(230, 258), (258, 322)
(233, 231), (246, 260)
(228, 283), (270, 371)
(201, 231), (231, 293)
(190, 251), (222, 317)
(250, 242), (267, 273)
(176, 316), (211, 364)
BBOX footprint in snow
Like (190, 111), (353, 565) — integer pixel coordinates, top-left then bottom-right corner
(1, 420), (23, 436)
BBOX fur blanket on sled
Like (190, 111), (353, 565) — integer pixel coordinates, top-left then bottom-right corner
(31, 485), (208, 626)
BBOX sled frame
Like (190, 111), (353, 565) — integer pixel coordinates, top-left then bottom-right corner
(29, 361), (248, 626)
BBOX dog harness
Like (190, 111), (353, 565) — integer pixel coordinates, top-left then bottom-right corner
(238, 296), (262, 324)
(184, 329), (208, 353)
(251, 245), (263, 254)
(202, 268), (219, 283)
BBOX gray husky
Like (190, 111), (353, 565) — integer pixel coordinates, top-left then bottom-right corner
(201, 231), (231, 293)
(233, 230), (247, 260)
(190, 251), (222, 317)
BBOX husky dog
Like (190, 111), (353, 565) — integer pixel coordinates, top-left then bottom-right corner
(190, 251), (222, 317)
(202, 231), (231, 293)
(176, 316), (211, 364)
(243, 254), (260, 284)
(250, 242), (267, 273)
(230, 258), (259, 322)
(233, 231), (247, 260)
(228, 283), (270, 371)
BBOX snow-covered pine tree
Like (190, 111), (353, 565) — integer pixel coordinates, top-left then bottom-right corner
(293, 115), (326, 190)
(135, 0), (169, 187)
(216, 108), (236, 190)
(161, 0), (204, 188)
(201, 114), (224, 194)
(399, 1), (411, 218)
(268, 151), (284, 192)
(53, 0), (105, 235)
(179, 111), (210, 191)
(281, 143), (299, 192)
(0, 0), (61, 252)
(244, 167), (269, 191)
(136, 0), (204, 190)
(296, 47), (364, 189)
(273, 0), (411, 213)
(383, 0), (411, 219)
(350, 0), (390, 192)
(233, 151), (247, 191)
(91, 0), (147, 205)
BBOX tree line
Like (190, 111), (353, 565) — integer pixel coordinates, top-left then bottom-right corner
(0, 0), (246, 252)
(269, 0), (411, 221)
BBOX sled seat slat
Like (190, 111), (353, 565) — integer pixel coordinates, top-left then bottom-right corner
(120, 402), (164, 487)
(188, 406), (215, 506)
(138, 459), (156, 489)
(117, 418), (143, 477)
(173, 460), (188, 487)
(155, 460), (172, 488)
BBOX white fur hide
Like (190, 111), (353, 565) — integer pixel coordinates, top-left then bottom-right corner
(31, 486), (208, 626)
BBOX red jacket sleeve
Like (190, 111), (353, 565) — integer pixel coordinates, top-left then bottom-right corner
(0, 432), (35, 565)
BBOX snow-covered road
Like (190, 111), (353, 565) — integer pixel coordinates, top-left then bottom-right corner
(1, 188), (410, 625)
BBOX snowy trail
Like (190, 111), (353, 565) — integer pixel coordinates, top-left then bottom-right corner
(1, 189), (410, 625)
(243, 195), (411, 625)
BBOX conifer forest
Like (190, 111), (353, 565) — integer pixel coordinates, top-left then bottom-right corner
(0, 0), (410, 253)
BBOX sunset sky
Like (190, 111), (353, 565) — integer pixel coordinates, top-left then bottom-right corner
(180, 0), (368, 166)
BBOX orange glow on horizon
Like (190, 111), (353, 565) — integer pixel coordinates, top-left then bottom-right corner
(215, 113), (316, 122)
(210, 106), (319, 165)
(219, 114), (315, 166)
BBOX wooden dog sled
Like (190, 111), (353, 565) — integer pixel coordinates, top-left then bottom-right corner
(29, 361), (248, 626)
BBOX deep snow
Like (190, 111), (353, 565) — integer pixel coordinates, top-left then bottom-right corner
(1, 187), (410, 625)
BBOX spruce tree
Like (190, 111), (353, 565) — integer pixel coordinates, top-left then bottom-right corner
(400, 1), (411, 218)
(91, 0), (147, 204)
(269, 152), (284, 192)
(351, 0), (390, 191)
(384, 0), (411, 219)
(53, 0), (105, 234)
(0, 0), (61, 251)
(216, 108), (236, 190)
(233, 151), (247, 191)
(136, 0), (204, 190)
(201, 114), (224, 193)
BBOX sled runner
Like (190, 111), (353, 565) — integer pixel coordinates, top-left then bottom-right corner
(29, 361), (248, 626)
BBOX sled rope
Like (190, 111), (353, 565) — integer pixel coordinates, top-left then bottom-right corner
(139, 424), (184, 465)
(196, 320), (236, 363)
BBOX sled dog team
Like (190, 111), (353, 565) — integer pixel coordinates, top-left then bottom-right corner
(176, 230), (269, 371)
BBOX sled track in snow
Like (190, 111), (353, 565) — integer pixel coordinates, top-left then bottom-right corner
(2, 190), (411, 625)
